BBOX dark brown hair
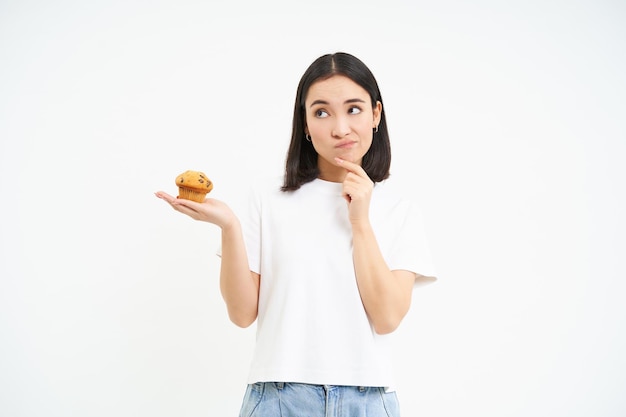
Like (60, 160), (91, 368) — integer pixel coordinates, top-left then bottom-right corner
(281, 52), (391, 191)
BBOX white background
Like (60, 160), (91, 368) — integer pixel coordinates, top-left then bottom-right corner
(1, 0), (625, 416)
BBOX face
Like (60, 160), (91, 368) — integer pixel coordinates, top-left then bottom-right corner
(304, 75), (382, 181)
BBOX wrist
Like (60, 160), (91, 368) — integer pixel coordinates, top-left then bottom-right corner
(350, 218), (372, 234)
(220, 215), (241, 234)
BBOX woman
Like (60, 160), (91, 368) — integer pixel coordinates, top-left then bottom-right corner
(156, 52), (435, 417)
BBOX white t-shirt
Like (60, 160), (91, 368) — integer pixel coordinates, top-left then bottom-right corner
(240, 176), (436, 388)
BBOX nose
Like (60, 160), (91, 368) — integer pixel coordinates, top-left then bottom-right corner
(331, 115), (351, 138)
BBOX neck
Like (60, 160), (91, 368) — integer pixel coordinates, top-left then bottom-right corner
(317, 165), (347, 183)
(318, 157), (362, 182)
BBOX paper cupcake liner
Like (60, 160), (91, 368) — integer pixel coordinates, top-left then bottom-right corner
(177, 188), (207, 203)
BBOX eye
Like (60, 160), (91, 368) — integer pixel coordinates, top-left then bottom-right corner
(315, 109), (329, 118)
(348, 106), (362, 115)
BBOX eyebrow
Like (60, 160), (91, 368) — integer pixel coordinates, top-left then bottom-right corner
(309, 98), (367, 108)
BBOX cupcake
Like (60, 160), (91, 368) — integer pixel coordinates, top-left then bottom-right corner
(175, 170), (213, 202)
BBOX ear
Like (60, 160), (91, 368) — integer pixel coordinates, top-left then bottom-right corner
(373, 101), (382, 127)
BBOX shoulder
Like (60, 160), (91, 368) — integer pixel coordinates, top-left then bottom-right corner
(244, 175), (289, 208)
(373, 175), (414, 205)
(372, 175), (428, 219)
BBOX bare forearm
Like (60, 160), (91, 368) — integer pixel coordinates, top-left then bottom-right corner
(219, 220), (259, 327)
(352, 222), (413, 334)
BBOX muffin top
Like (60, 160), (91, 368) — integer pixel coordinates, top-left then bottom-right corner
(175, 170), (213, 193)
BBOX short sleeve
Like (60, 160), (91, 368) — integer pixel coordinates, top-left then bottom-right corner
(215, 184), (262, 275)
(388, 200), (437, 286)
(241, 185), (262, 274)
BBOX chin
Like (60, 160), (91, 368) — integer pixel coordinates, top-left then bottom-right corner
(337, 151), (362, 164)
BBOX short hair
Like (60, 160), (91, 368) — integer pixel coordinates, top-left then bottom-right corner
(281, 52), (391, 192)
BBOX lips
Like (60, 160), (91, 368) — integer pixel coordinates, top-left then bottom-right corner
(335, 140), (357, 149)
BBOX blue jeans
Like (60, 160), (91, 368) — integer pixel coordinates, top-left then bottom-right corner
(238, 382), (401, 417)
